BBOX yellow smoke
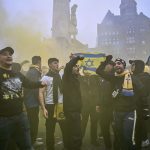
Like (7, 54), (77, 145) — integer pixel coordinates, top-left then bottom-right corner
(3, 25), (61, 65)
(0, 1), (66, 66)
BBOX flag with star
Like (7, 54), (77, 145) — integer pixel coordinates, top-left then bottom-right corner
(74, 52), (106, 74)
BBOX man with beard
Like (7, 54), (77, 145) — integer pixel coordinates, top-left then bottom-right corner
(39, 58), (67, 150)
(129, 60), (150, 149)
(96, 55), (147, 150)
(0, 47), (46, 150)
(62, 54), (84, 150)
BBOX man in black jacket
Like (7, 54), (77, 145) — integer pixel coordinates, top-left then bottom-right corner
(0, 47), (45, 150)
(62, 54), (84, 150)
(129, 59), (150, 149)
(96, 55), (147, 150)
(96, 60), (114, 150)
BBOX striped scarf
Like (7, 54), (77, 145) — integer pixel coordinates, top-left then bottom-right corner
(115, 70), (134, 96)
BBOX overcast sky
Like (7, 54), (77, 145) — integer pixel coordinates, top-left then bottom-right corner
(2, 0), (150, 47)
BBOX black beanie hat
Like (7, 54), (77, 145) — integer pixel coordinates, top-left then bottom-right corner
(115, 58), (126, 68)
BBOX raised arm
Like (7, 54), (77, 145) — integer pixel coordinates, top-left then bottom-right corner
(96, 55), (115, 82)
(64, 56), (83, 78)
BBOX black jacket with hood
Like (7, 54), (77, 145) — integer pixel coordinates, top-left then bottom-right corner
(130, 60), (150, 118)
(62, 56), (82, 113)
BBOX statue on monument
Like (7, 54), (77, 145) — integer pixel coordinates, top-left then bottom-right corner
(70, 4), (78, 40)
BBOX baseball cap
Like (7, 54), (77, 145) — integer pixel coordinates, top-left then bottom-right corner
(0, 47), (14, 55)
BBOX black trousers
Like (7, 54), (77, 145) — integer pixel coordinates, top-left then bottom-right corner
(99, 109), (113, 149)
(81, 106), (98, 143)
(65, 112), (82, 150)
(26, 107), (39, 144)
(135, 114), (148, 150)
(45, 104), (67, 150)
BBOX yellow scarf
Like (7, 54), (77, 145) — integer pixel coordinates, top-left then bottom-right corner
(115, 70), (134, 96)
(53, 103), (65, 120)
(144, 65), (150, 74)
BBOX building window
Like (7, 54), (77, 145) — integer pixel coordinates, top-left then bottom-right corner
(140, 27), (145, 32)
(127, 47), (136, 55)
(126, 37), (135, 44)
(127, 27), (135, 34)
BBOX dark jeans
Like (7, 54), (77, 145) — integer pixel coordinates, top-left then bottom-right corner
(81, 106), (98, 143)
(99, 108), (113, 149)
(65, 112), (82, 150)
(135, 111), (148, 150)
(113, 111), (136, 150)
(45, 104), (67, 150)
(0, 112), (32, 150)
(26, 106), (39, 144)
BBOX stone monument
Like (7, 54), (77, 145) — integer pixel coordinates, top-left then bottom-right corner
(70, 4), (78, 40)
(52, 0), (70, 41)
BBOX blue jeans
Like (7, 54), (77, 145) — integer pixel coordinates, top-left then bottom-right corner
(0, 112), (32, 150)
(113, 111), (136, 150)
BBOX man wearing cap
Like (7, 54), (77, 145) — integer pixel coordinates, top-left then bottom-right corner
(96, 55), (147, 150)
(0, 47), (46, 150)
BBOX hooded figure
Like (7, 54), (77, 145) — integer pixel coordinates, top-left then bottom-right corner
(144, 56), (150, 74)
(129, 59), (150, 149)
(146, 56), (150, 66)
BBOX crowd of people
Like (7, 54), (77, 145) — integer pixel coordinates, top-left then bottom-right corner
(0, 46), (150, 150)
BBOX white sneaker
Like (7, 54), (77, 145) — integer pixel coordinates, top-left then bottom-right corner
(36, 137), (43, 142)
(33, 141), (44, 147)
(141, 139), (150, 147)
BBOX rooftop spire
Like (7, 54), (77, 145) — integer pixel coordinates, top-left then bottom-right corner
(120, 0), (137, 16)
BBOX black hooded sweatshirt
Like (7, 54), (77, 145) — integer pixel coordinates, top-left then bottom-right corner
(131, 60), (150, 116)
(62, 57), (82, 113)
